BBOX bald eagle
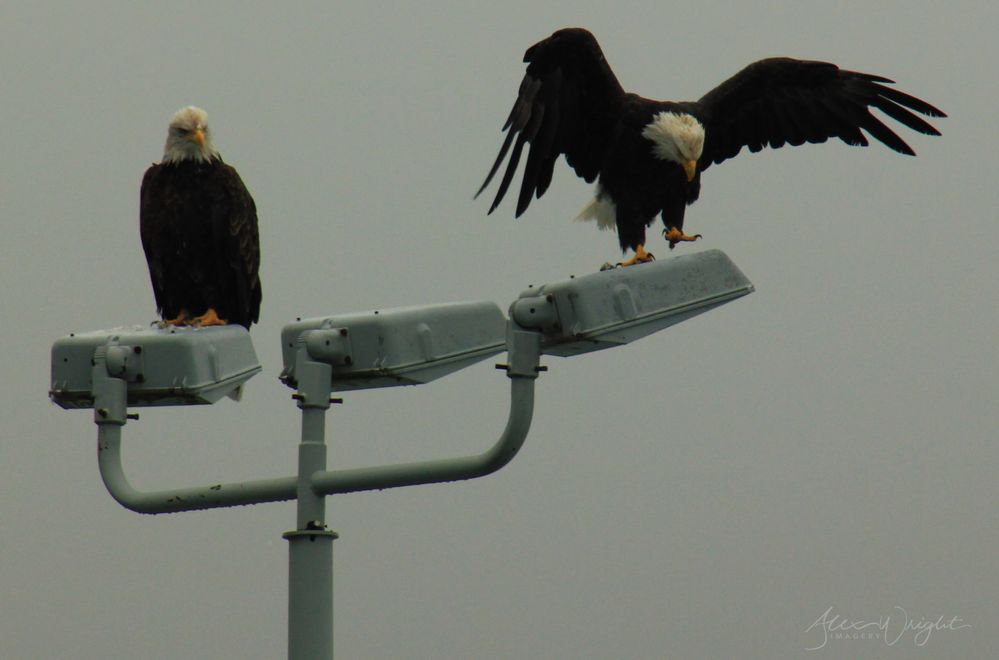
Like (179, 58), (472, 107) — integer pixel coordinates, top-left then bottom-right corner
(477, 28), (945, 266)
(140, 107), (261, 328)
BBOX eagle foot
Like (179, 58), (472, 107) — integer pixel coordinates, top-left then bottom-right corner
(616, 245), (656, 268)
(664, 227), (702, 250)
(190, 308), (227, 327)
(158, 311), (192, 328)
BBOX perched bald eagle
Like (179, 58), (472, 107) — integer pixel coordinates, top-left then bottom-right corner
(140, 107), (261, 328)
(477, 28), (945, 266)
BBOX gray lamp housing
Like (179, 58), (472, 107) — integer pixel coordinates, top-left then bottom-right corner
(510, 249), (754, 356)
(50, 325), (262, 408)
(280, 301), (506, 391)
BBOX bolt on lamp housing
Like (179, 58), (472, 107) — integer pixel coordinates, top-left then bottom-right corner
(50, 325), (262, 408)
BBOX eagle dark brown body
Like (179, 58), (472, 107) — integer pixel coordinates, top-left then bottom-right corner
(140, 157), (261, 328)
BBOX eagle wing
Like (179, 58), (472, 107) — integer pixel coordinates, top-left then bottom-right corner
(139, 165), (170, 316)
(692, 58), (946, 172)
(212, 163), (261, 327)
(477, 28), (627, 217)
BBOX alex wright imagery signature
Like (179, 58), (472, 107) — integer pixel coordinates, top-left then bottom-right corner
(803, 605), (971, 651)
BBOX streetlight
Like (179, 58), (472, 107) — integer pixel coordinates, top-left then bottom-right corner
(50, 248), (753, 659)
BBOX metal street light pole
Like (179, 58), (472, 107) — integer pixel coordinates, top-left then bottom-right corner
(284, 352), (336, 659)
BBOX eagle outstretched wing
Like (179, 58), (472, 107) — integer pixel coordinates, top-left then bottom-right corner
(693, 58), (946, 172)
(476, 28), (626, 217)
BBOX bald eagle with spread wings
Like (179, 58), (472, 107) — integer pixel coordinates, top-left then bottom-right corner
(477, 28), (945, 266)
(140, 107), (261, 328)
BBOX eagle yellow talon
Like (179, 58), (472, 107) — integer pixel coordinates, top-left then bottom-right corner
(664, 227), (702, 249)
(617, 244), (656, 267)
(190, 308), (227, 327)
(160, 310), (191, 327)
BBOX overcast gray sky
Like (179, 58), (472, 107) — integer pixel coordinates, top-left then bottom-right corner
(2, 2), (995, 658)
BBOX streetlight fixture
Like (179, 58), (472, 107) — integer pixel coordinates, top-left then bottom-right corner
(50, 324), (261, 408)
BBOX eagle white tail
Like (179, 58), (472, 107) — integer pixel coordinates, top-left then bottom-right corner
(575, 192), (617, 232)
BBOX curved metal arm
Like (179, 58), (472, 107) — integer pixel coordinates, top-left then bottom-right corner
(92, 327), (542, 514)
(308, 325), (541, 495)
(95, 379), (535, 513)
(96, 424), (298, 514)
(91, 358), (297, 514)
(309, 376), (535, 495)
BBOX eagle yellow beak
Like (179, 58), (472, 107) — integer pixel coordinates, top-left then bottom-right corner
(192, 128), (206, 147)
(683, 159), (697, 182)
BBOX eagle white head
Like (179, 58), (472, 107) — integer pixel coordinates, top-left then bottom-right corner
(162, 106), (220, 164)
(642, 111), (705, 181)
